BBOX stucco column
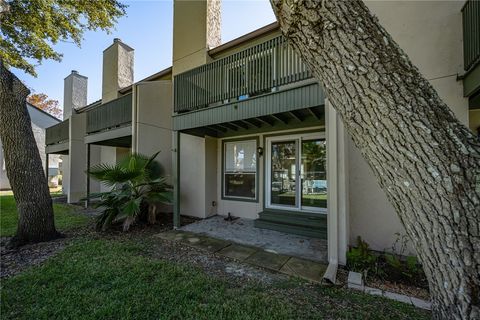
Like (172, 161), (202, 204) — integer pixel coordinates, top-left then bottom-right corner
(67, 112), (87, 203)
(324, 98), (349, 282)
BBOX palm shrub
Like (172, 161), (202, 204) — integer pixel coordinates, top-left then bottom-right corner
(87, 152), (172, 231)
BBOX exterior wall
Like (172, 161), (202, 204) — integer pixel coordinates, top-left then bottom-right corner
(99, 146), (117, 193)
(343, 1), (470, 254)
(179, 134), (206, 218)
(365, 0), (468, 125)
(134, 81), (173, 179)
(178, 135), (217, 219)
(88, 145), (102, 193)
(204, 136), (218, 217)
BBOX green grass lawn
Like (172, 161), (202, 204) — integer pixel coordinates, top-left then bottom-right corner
(0, 195), (90, 237)
(1, 238), (430, 320)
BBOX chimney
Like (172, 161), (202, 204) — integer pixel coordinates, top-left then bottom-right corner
(63, 70), (87, 119)
(102, 38), (134, 103)
(172, 0), (221, 75)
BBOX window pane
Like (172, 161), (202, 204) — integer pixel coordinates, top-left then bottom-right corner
(271, 141), (296, 206)
(225, 173), (256, 198)
(301, 139), (327, 208)
(225, 140), (256, 172)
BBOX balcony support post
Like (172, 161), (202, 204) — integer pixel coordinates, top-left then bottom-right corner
(85, 143), (90, 209)
(173, 131), (181, 229)
(45, 153), (49, 182)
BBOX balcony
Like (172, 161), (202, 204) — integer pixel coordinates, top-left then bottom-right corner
(46, 119), (69, 146)
(463, 0), (480, 72)
(462, 0), (480, 102)
(174, 35), (313, 114)
(86, 94), (132, 134)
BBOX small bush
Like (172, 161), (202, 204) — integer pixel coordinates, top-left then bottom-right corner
(86, 151), (172, 231)
(346, 236), (377, 274)
(347, 234), (428, 289)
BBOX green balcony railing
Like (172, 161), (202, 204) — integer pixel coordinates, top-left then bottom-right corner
(45, 119), (69, 146)
(462, 0), (480, 72)
(86, 94), (132, 134)
(174, 35), (312, 113)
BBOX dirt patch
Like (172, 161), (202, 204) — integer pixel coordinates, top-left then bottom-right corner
(1, 231), (78, 278)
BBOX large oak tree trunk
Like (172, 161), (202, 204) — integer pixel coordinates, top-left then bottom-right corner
(270, 0), (479, 318)
(0, 62), (60, 246)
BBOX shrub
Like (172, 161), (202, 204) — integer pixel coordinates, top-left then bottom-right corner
(86, 151), (172, 231)
(346, 236), (377, 274)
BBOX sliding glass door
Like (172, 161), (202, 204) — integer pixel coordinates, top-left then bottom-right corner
(266, 133), (327, 213)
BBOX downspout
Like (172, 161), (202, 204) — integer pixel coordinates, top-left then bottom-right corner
(323, 98), (338, 284)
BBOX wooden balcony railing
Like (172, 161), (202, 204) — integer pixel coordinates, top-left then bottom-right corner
(45, 119), (69, 145)
(86, 94), (132, 134)
(463, 0), (480, 72)
(174, 35), (312, 113)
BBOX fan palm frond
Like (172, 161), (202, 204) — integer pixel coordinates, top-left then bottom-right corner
(87, 151), (172, 231)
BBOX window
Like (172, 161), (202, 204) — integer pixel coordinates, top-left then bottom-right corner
(223, 139), (257, 200)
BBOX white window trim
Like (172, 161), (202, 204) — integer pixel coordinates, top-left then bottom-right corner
(223, 139), (258, 201)
(265, 132), (327, 214)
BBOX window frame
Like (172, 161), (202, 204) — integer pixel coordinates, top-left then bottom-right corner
(222, 137), (259, 202)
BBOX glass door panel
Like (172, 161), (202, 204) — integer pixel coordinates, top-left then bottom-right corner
(270, 141), (297, 207)
(301, 139), (327, 210)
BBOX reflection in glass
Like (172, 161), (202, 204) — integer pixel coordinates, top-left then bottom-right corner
(224, 140), (256, 199)
(301, 139), (327, 208)
(271, 141), (296, 206)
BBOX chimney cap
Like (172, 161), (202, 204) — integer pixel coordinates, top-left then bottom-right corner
(71, 70), (78, 74)
(114, 38), (121, 43)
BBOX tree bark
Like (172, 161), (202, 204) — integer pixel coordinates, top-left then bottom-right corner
(0, 62), (60, 246)
(270, 0), (479, 318)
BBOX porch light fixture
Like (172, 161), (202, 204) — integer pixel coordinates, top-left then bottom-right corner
(257, 146), (264, 157)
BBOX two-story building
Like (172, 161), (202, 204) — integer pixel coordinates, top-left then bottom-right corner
(46, 0), (479, 274)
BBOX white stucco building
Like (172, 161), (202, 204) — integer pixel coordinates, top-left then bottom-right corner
(1, 103), (61, 190)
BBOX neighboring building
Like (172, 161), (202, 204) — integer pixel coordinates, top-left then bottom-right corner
(1, 103), (61, 190)
(45, 0), (479, 277)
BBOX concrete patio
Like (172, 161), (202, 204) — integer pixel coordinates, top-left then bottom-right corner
(155, 229), (327, 283)
(180, 215), (328, 262)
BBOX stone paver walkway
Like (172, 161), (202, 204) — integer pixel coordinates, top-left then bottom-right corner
(155, 230), (327, 283)
(155, 230), (431, 310)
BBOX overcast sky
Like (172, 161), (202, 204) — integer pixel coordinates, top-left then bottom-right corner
(13, 0), (276, 108)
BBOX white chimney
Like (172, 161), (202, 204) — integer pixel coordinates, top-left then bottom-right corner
(102, 38), (134, 103)
(63, 70), (87, 119)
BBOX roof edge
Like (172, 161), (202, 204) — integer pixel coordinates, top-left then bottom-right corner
(26, 102), (61, 122)
(208, 22), (279, 56)
(119, 66), (173, 94)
